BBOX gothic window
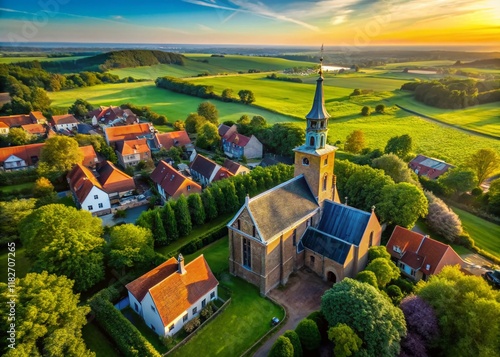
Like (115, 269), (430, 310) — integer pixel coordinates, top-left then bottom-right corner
(324, 157), (328, 166)
(243, 238), (252, 269)
(252, 225), (256, 237)
(323, 174), (328, 191)
(302, 157), (309, 166)
(309, 136), (315, 147)
(237, 219), (241, 230)
(369, 231), (374, 247)
(320, 136), (324, 147)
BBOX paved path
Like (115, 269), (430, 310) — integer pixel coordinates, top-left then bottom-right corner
(253, 268), (331, 357)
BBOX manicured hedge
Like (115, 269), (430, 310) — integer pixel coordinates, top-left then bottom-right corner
(89, 296), (161, 357)
(179, 223), (228, 255)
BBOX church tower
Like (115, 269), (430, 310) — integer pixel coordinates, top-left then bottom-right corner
(293, 50), (339, 204)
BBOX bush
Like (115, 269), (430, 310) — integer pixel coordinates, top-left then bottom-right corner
(200, 303), (214, 321)
(355, 270), (378, 289)
(179, 223), (228, 256)
(391, 277), (415, 294)
(386, 284), (404, 305)
(306, 310), (329, 343)
(361, 106), (371, 116)
(295, 318), (321, 352)
(375, 104), (385, 113)
(184, 317), (201, 334)
(269, 336), (294, 357)
(283, 330), (302, 357)
(113, 209), (127, 219)
(455, 232), (475, 249)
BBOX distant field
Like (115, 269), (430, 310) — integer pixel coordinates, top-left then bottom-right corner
(309, 74), (408, 92)
(109, 55), (317, 79)
(0, 56), (88, 64)
(48, 82), (299, 124)
(378, 60), (456, 69)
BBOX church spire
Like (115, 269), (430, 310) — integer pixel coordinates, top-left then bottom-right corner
(305, 45), (330, 150)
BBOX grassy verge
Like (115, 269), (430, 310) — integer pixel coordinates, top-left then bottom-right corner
(184, 236), (229, 275)
(82, 322), (120, 357)
(451, 206), (500, 259)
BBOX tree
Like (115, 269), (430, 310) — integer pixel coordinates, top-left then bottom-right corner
(173, 120), (185, 131)
(7, 127), (34, 146)
(344, 130), (365, 154)
(384, 134), (413, 159)
(33, 176), (58, 206)
(386, 285), (404, 305)
(19, 204), (105, 291)
(185, 113), (206, 134)
(466, 148), (500, 184)
(161, 202), (179, 241)
(197, 101), (219, 125)
(201, 189), (218, 221)
(377, 182), (428, 228)
(307, 310), (329, 343)
(69, 98), (93, 118)
(196, 122), (220, 150)
(321, 279), (406, 357)
(221, 88), (234, 102)
(0, 272), (94, 357)
(368, 245), (391, 262)
(0, 198), (36, 244)
(438, 168), (477, 196)
(30, 87), (52, 111)
(108, 224), (155, 270)
(174, 195), (192, 237)
(188, 193), (206, 226)
(365, 257), (400, 288)
(152, 210), (168, 246)
(237, 114), (250, 126)
(344, 166), (394, 212)
(372, 154), (420, 186)
(283, 330), (302, 357)
(361, 106), (371, 116)
(38, 136), (83, 179)
(487, 178), (500, 215)
(238, 89), (255, 104)
(416, 265), (500, 357)
(251, 115), (267, 130)
(328, 323), (363, 357)
(75, 134), (117, 164)
(375, 104), (386, 113)
(268, 336), (294, 357)
(425, 191), (463, 242)
(355, 270), (378, 289)
(295, 319), (321, 352)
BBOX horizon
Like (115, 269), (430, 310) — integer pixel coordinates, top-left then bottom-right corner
(1, 0), (499, 50)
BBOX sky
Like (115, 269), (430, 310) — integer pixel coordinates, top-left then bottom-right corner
(0, 0), (499, 48)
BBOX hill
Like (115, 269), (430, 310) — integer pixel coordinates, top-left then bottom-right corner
(454, 59), (500, 68)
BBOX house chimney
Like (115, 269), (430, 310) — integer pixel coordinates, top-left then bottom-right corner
(178, 253), (186, 274)
(245, 194), (250, 205)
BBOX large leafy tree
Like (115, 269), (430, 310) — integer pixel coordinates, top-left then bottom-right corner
(328, 323), (363, 357)
(344, 130), (365, 154)
(69, 98), (94, 118)
(377, 182), (428, 228)
(384, 134), (413, 159)
(344, 166), (394, 212)
(108, 224), (155, 270)
(372, 154), (420, 186)
(38, 136), (83, 179)
(19, 204), (105, 291)
(438, 167), (477, 196)
(238, 89), (255, 104)
(0, 198), (36, 244)
(365, 257), (401, 288)
(197, 101), (219, 125)
(196, 122), (220, 150)
(185, 112), (206, 134)
(416, 265), (500, 357)
(0, 272), (94, 356)
(269, 336), (294, 357)
(321, 278), (406, 357)
(466, 148), (500, 184)
(7, 127), (34, 146)
(295, 319), (321, 352)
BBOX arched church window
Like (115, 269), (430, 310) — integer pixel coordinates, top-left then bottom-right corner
(309, 136), (315, 147)
(320, 135), (324, 147)
(323, 173), (328, 191)
(302, 157), (309, 166)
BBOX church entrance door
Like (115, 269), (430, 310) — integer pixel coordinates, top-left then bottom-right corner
(327, 271), (336, 283)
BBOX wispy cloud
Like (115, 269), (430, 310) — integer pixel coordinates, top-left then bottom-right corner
(111, 15), (124, 20)
(0, 7), (37, 15)
(198, 24), (216, 32)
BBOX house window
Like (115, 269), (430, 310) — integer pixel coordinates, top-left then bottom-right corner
(324, 157), (328, 166)
(243, 238), (252, 269)
(151, 305), (156, 312)
(237, 219), (241, 230)
(169, 324), (174, 331)
(369, 231), (374, 247)
(192, 307), (198, 314)
(320, 136), (324, 147)
(292, 229), (297, 246)
(210, 291), (215, 300)
(134, 303), (139, 312)
(323, 174), (328, 191)
(252, 225), (256, 237)
(410, 269), (416, 277)
(187, 185), (191, 191)
(94, 194), (98, 199)
(202, 299), (206, 308)
(98, 203), (103, 208)
(88, 205), (93, 210)
(309, 136), (315, 147)
(183, 314), (188, 322)
(151, 324), (156, 331)
(310, 255), (315, 267)
(302, 157), (309, 166)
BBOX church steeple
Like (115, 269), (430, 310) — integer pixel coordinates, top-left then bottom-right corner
(305, 47), (330, 150)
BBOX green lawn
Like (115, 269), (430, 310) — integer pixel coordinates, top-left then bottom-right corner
(413, 220), (471, 256)
(0, 55), (88, 64)
(0, 247), (32, 284)
(184, 236), (229, 275)
(451, 207), (500, 258)
(169, 273), (284, 357)
(0, 182), (34, 193)
(82, 322), (120, 357)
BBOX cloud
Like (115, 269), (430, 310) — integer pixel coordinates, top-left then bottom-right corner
(111, 15), (124, 20)
(0, 7), (36, 15)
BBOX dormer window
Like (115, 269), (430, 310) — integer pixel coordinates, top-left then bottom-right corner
(393, 245), (402, 254)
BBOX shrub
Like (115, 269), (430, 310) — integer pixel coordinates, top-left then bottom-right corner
(295, 318), (321, 351)
(200, 303), (214, 321)
(361, 106), (371, 116)
(355, 270), (379, 289)
(455, 232), (475, 249)
(391, 277), (415, 294)
(113, 209), (127, 219)
(283, 330), (302, 357)
(306, 310), (329, 343)
(376, 104), (386, 113)
(269, 336), (294, 357)
(425, 191), (463, 242)
(184, 317), (201, 334)
(386, 284), (404, 305)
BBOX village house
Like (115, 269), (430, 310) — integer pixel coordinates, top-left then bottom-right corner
(227, 67), (382, 295)
(223, 158), (250, 176)
(386, 226), (464, 281)
(79, 145), (99, 169)
(189, 154), (222, 186)
(50, 114), (79, 132)
(151, 160), (201, 202)
(0, 122), (10, 136)
(409, 154), (454, 180)
(0, 111), (46, 129)
(218, 124), (263, 160)
(152, 130), (192, 151)
(115, 139), (151, 168)
(126, 254), (218, 337)
(88, 105), (138, 127)
(0, 143), (44, 170)
(21, 123), (46, 137)
(104, 123), (154, 146)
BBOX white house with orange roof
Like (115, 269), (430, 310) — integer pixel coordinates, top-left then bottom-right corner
(115, 139), (151, 167)
(125, 254), (218, 336)
(51, 114), (79, 132)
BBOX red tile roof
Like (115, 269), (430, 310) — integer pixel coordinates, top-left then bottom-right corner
(105, 123), (152, 144)
(51, 114), (78, 125)
(0, 122), (9, 129)
(224, 131), (251, 147)
(67, 164), (103, 203)
(29, 111), (46, 122)
(0, 114), (34, 127)
(79, 145), (98, 168)
(409, 155), (453, 180)
(0, 143), (44, 167)
(386, 226), (463, 276)
(115, 139), (150, 156)
(96, 161), (135, 194)
(151, 160), (201, 199)
(218, 124), (231, 137)
(212, 167), (234, 182)
(149, 255), (218, 327)
(21, 124), (45, 135)
(223, 159), (249, 175)
(154, 131), (191, 150)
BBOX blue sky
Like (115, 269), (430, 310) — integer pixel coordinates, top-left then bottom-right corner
(0, 0), (498, 46)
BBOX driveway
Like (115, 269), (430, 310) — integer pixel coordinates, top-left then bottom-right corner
(253, 268), (331, 357)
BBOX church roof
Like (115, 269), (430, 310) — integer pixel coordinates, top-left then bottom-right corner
(301, 227), (353, 264)
(246, 175), (319, 242)
(305, 75), (330, 120)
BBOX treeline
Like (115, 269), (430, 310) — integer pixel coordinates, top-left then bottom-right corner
(266, 73), (303, 83)
(401, 78), (500, 109)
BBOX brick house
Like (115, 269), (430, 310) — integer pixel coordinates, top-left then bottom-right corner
(115, 139), (151, 168)
(223, 159), (250, 176)
(104, 123), (154, 146)
(151, 160), (201, 202)
(219, 124), (263, 160)
(228, 68), (382, 295)
(409, 155), (454, 180)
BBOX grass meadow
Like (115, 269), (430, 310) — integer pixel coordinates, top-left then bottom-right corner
(0, 56), (88, 64)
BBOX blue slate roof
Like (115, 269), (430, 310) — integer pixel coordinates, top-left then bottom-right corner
(318, 201), (371, 245)
(301, 228), (352, 264)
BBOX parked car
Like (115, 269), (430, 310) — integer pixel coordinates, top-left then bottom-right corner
(483, 270), (500, 288)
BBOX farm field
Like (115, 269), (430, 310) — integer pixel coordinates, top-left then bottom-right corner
(0, 55), (88, 64)
(302, 73), (408, 92)
(48, 82), (299, 124)
(377, 60), (456, 69)
(451, 207), (500, 259)
(109, 54), (317, 80)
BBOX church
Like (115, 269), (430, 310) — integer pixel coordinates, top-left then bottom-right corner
(227, 61), (382, 295)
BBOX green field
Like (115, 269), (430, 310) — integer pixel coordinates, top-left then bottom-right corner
(0, 182), (35, 193)
(109, 55), (317, 80)
(451, 207), (500, 258)
(378, 60), (456, 69)
(0, 56), (88, 64)
(48, 82), (299, 123)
